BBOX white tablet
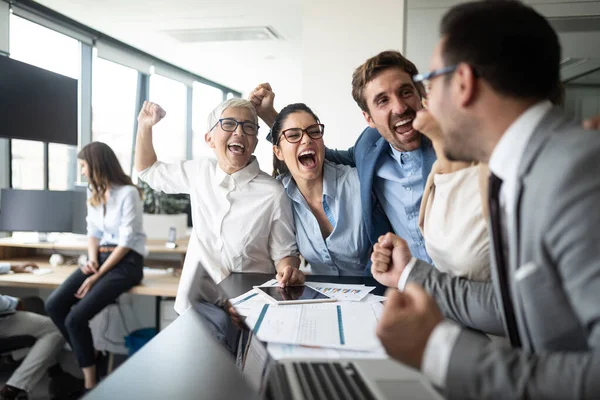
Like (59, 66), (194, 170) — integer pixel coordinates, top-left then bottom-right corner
(255, 285), (336, 305)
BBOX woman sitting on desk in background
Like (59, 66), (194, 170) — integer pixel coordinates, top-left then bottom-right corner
(267, 103), (370, 276)
(46, 142), (146, 391)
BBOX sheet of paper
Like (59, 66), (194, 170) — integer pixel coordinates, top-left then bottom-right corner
(231, 289), (270, 317)
(267, 343), (387, 361)
(305, 282), (375, 301)
(252, 302), (381, 351)
(32, 268), (54, 276)
(360, 294), (387, 304)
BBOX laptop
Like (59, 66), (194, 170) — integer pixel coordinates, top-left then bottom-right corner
(187, 263), (444, 400)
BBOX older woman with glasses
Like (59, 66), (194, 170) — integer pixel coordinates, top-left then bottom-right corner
(134, 98), (302, 314)
(269, 103), (370, 276)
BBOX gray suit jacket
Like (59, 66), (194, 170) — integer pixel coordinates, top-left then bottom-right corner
(408, 109), (600, 399)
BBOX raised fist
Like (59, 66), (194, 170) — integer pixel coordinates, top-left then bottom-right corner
(248, 83), (276, 120)
(138, 101), (166, 128)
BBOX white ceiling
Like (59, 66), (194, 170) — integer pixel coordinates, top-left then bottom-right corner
(37, 0), (303, 96)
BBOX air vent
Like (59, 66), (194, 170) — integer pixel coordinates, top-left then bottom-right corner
(164, 26), (281, 43)
(548, 16), (600, 33)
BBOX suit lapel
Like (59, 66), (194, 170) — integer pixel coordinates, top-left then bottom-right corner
(509, 109), (565, 350)
(360, 137), (389, 242)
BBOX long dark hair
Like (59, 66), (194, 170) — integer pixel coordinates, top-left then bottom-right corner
(270, 103), (321, 178)
(78, 142), (142, 207)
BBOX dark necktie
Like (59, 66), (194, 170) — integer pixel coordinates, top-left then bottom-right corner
(488, 173), (521, 347)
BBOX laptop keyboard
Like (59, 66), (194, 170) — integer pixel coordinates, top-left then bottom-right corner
(271, 362), (377, 400)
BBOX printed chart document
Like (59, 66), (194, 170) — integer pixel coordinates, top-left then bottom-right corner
(304, 282), (375, 302)
(252, 302), (381, 351)
(267, 343), (387, 360)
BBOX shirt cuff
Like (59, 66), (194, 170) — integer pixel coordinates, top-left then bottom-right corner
(421, 320), (462, 388)
(0, 263), (11, 274)
(4, 296), (19, 312)
(397, 257), (417, 291)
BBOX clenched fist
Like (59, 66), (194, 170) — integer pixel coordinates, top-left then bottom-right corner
(138, 101), (166, 128)
(248, 83), (277, 126)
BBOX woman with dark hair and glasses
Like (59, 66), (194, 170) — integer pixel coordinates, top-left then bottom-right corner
(134, 98), (302, 315)
(270, 103), (370, 276)
(45, 142), (146, 391)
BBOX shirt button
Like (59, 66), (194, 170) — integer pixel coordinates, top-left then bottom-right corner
(405, 187), (412, 192)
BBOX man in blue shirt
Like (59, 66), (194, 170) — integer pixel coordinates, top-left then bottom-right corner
(250, 51), (436, 263)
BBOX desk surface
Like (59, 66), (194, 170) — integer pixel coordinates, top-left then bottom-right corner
(0, 236), (189, 255)
(86, 273), (382, 400)
(84, 310), (259, 400)
(219, 272), (387, 298)
(0, 256), (179, 297)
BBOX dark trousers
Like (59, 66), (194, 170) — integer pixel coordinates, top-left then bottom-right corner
(45, 250), (143, 368)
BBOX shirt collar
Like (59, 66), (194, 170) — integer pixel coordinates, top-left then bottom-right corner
(488, 100), (552, 182)
(389, 142), (424, 166)
(281, 161), (336, 202)
(214, 156), (260, 190)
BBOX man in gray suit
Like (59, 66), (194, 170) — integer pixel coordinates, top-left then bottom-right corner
(370, 2), (600, 399)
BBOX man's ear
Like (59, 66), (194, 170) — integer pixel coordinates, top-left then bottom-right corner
(205, 131), (215, 148)
(273, 145), (284, 161)
(455, 63), (478, 108)
(362, 110), (376, 128)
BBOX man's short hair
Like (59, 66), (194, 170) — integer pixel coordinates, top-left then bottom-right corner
(351, 50), (424, 114)
(440, 0), (560, 101)
(206, 98), (258, 132)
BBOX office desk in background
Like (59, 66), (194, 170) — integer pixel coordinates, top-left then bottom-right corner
(0, 236), (188, 329)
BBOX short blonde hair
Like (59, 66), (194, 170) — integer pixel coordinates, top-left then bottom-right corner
(206, 98), (258, 132)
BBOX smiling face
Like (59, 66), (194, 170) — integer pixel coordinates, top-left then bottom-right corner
(273, 111), (325, 183)
(205, 107), (259, 174)
(362, 68), (423, 152)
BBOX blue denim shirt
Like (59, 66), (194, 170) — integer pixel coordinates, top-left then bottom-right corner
(281, 162), (370, 275)
(373, 144), (433, 263)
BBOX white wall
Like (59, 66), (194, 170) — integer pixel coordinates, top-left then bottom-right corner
(406, 0), (600, 74)
(300, 0), (407, 151)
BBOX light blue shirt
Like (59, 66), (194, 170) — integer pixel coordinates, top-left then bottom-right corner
(373, 145), (433, 264)
(281, 162), (370, 276)
(0, 264), (18, 314)
(86, 185), (146, 256)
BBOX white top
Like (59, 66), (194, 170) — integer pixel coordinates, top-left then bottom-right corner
(422, 165), (490, 281)
(418, 100), (553, 389)
(86, 185), (147, 257)
(138, 157), (298, 314)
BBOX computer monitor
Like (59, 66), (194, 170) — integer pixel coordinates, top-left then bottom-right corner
(0, 189), (87, 239)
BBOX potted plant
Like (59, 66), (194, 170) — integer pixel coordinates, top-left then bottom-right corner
(138, 181), (190, 240)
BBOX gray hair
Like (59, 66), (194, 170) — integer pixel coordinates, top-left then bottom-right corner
(206, 98), (258, 132)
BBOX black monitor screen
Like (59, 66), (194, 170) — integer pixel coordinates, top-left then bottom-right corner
(0, 56), (77, 145)
(0, 189), (87, 234)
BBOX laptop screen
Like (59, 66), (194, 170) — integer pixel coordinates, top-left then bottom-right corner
(187, 263), (274, 394)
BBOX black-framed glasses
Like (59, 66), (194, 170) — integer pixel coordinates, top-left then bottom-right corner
(413, 65), (458, 94)
(279, 124), (325, 144)
(211, 118), (260, 136)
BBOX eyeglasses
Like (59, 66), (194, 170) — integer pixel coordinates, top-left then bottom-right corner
(279, 124), (325, 144)
(413, 65), (458, 94)
(211, 118), (259, 136)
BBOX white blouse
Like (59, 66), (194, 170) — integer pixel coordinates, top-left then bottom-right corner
(138, 157), (298, 314)
(422, 165), (490, 281)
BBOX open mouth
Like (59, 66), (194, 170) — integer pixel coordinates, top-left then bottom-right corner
(227, 142), (245, 155)
(297, 149), (317, 169)
(393, 117), (414, 135)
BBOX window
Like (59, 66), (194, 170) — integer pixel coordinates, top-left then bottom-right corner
(11, 140), (44, 189)
(49, 143), (77, 190)
(149, 74), (186, 162)
(92, 56), (138, 174)
(9, 15), (80, 189)
(192, 82), (223, 160)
